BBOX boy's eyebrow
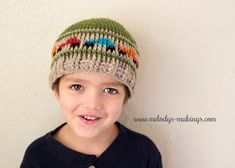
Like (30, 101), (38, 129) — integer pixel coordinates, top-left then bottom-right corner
(63, 77), (123, 86)
(101, 81), (123, 86)
(64, 77), (86, 82)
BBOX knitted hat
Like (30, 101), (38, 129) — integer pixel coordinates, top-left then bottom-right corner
(49, 18), (139, 96)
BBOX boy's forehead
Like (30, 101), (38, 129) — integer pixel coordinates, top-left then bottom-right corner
(62, 73), (124, 86)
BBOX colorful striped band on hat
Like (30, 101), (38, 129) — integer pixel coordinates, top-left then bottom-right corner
(49, 18), (139, 96)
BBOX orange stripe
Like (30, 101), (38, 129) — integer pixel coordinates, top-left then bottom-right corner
(51, 47), (57, 58)
(118, 44), (137, 58)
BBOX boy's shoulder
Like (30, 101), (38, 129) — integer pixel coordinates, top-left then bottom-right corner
(119, 122), (157, 142)
(22, 131), (51, 160)
(114, 122), (162, 167)
(21, 123), (66, 165)
(20, 132), (49, 167)
(117, 122), (161, 155)
(21, 124), (67, 167)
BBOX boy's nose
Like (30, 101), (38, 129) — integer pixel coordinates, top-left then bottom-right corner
(83, 90), (103, 110)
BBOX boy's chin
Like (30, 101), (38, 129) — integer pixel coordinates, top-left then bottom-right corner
(74, 129), (103, 140)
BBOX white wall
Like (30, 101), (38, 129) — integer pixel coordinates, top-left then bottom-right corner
(0, 0), (234, 167)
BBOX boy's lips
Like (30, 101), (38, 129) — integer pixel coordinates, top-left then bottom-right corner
(77, 114), (102, 124)
(83, 115), (99, 120)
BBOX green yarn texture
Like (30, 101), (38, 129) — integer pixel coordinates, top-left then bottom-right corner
(56, 18), (137, 47)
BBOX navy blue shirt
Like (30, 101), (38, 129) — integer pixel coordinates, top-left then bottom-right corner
(21, 122), (162, 168)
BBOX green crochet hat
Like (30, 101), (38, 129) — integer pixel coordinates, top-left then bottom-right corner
(49, 18), (139, 96)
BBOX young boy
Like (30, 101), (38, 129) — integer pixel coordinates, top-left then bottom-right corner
(20, 18), (162, 168)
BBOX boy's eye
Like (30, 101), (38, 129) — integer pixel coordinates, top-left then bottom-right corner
(104, 88), (118, 94)
(70, 84), (83, 91)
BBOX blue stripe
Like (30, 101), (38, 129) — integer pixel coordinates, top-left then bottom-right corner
(85, 37), (115, 48)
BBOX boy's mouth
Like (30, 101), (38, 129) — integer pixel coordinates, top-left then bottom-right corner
(80, 115), (101, 121)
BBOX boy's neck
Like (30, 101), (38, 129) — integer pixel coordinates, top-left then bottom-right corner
(53, 123), (119, 157)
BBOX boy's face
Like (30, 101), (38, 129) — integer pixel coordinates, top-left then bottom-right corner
(53, 72), (126, 139)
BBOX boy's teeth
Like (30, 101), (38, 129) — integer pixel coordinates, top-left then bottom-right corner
(83, 115), (98, 120)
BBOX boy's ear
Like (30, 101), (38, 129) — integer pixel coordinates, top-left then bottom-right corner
(53, 89), (60, 102)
